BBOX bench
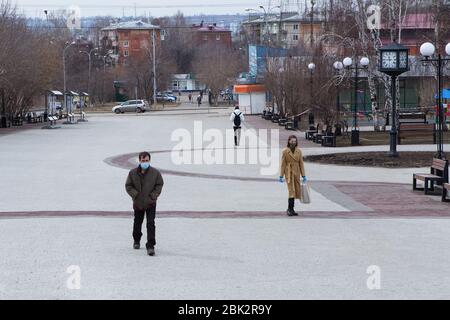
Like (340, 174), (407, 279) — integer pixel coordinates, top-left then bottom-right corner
(322, 127), (337, 147)
(278, 116), (288, 126)
(27, 112), (44, 124)
(12, 117), (23, 126)
(398, 123), (436, 145)
(262, 110), (272, 119)
(271, 113), (280, 123)
(263, 111), (273, 120)
(285, 117), (296, 131)
(413, 158), (449, 195)
(443, 183), (450, 202)
(1, 116), (10, 128)
(312, 125), (327, 144)
(399, 113), (427, 124)
(305, 125), (318, 140)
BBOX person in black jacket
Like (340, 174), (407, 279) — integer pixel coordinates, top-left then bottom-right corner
(230, 106), (245, 146)
(125, 152), (164, 256)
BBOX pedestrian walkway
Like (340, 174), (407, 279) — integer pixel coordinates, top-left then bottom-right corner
(1, 110), (449, 299)
(2, 216), (450, 299)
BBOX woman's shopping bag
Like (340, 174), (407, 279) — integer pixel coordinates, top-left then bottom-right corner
(301, 181), (311, 204)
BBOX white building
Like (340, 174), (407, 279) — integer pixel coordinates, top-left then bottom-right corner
(171, 74), (206, 92)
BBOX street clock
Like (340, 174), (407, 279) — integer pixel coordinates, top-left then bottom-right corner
(379, 42), (410, 76)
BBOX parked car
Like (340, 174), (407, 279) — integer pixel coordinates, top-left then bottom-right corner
(112, 100), (149, 114)
(156, 94), (177, 103)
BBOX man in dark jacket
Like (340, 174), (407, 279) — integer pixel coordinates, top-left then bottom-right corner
(125, 152), (164, 256)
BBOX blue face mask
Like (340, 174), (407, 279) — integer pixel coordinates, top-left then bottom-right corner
(140, 163), (151, 170)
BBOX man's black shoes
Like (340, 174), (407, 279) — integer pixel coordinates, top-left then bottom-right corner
(147, 247), (155, 256)
(134, 243), (156, 256)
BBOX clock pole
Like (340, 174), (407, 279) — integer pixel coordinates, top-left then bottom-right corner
(378, 41), (409, 158)
(389, 74), (399, 157)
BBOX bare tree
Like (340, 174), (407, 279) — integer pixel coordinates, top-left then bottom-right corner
(193, 45), (240, 105)
(157, 12), (197, 74)
(122, 41), (175, 103)
(0, 1), (60, 118)
(321, 0), (422, 131)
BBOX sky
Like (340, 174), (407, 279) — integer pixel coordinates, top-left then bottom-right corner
(14, 0), (276, 18)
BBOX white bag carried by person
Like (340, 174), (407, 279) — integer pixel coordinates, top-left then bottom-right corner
(301, 181), (311, 204)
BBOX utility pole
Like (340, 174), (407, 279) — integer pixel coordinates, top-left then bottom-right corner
(63, 42), (75, 119)
(152, 29), (157, 108)
(310, 0), (315, 49)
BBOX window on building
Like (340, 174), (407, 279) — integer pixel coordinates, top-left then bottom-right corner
(216, 34), (221, 41)
(123, 40), (129, 47)
(293, 35), (299, 41)
(124, 50), (129, 57)
(293, 24), (299, 30)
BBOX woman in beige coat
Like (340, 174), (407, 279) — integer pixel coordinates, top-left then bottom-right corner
(279, 135), (307, 216)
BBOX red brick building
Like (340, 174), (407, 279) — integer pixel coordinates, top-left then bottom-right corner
(192, 23), (232, 48)
(101, 20), (161, 65)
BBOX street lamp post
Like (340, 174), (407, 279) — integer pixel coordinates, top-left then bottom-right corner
(308, 62), (316, 127)
(95, 53), (110, 104)
(258, 6), (269, 45)
(247, 5), (280, 46)
(333, 61), (344, 126)
(152, 28), (157, 109)
(379, 42), (410, 157)
(0, 68), (6, 128)
(343, 56), (370, 146)
(420, 42), (450, 160)
(310, 0), (315, 49)
(79, 47), (98, 102)
(63, 41), (75, 124)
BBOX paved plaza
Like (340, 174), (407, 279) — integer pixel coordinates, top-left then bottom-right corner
(1, 107), (450, 299)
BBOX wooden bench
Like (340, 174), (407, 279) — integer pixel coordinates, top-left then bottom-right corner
(322, 127), (337, 147)
(312, 125), (327, 144)
(271, 113), (280, 123)
(278, 116), (288, 126)
(12, 117), (23, 126)
(263, 111), (273, 120)
(305, 125), (318, 140)
(443, 183), (450, 202)
(27, 112), (43, 124)
(1, 116), (10, 128)
(398, 123), (436, 145)
(399, 113), (427, 124)
(413, 158), (449, 195)
(285, 116), (298, 131)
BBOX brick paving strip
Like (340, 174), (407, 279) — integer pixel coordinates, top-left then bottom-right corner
(1, 182), (448, 219)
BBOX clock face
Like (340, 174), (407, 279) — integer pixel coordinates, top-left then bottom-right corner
(399, 51), (408, 69)
(382, 51), (397, 69)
